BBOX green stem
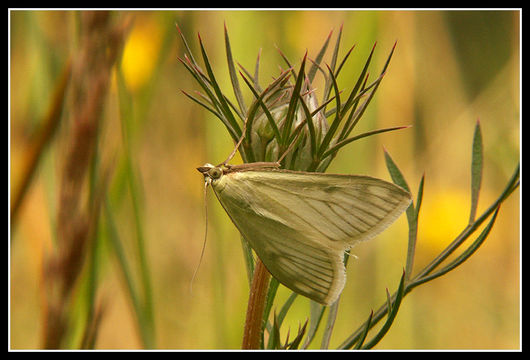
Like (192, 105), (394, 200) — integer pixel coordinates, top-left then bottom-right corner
(339, 164), (519, 349)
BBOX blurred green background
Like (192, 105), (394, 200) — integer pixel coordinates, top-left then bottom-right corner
(10, 10), (520, 349)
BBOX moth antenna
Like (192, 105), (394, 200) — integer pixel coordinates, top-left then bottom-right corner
(190, 181), (210, 293)
(222, 132), (245, 166)
(221, 116), (249, 166)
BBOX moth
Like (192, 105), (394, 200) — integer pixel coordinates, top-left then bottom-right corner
(197, 161), (411, 306)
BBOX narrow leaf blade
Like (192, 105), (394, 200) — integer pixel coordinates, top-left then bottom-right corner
(384, 148), (411, 193)
(307, 30), (332, 83)
(281, 53), (307, 145)
(317, 64), (342, 159)
(197, 33), (242, 137)
(361, 271), (406, 349)
(302, 301), (326, 349)
(287, 320), (308, 349)
(352, 311), (373, 349)
(224, 23), (247, 117)
(469, 119), (483, 223)
(298, 94), (318, 158)
(413, 207), (500, 287)
(322, 126), (410, 160)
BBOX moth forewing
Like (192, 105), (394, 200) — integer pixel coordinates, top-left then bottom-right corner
(198, 163), (412, 305)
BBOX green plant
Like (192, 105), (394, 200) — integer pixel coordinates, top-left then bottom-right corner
(9, 11), (179, 349)
(34, 12), (134, 349)
(178, 23), (519, 349)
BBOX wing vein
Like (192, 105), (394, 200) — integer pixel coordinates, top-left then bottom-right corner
(253, 182), (338, 240)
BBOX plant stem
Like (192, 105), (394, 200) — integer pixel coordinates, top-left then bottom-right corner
(242, 258), (271, 349)
(339, 163), (519, 349)
(10, 58), (71, 231)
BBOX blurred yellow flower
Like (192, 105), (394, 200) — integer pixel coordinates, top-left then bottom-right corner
(420, 187), (469, 250)
(120, 18), (162, 91)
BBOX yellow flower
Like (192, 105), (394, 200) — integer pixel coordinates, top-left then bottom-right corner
(121, 18), (162, 91)
(420, 187), (469, 250)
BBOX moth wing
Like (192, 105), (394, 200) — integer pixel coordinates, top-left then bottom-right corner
(212, 170), (411, 305)
(213, 177), (345, 305)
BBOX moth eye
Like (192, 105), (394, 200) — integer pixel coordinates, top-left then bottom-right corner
(209, 168), (222, 179)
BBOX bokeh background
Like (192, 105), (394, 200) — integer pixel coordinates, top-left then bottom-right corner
(10, 10), (520, 349)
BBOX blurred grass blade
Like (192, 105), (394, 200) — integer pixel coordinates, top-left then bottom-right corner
(469, 120), (483, 223)
(320, 297), (340, 349)
(10, 58), (71, 230)
(224, 23), (246, 118)
(352, 310), (373, 349)
(116, 65), (155, 348)
(104, 199), (152, 348)
(240, 235), (255, 286)
(302, 301), (326, 349)
(321, 251), (352, 349)
(80, 298), (106, 349)
(80, 147), (104, 349)
(361, 271), (406, 349)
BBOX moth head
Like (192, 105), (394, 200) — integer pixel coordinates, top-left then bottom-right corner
(197, 163), (223, 182)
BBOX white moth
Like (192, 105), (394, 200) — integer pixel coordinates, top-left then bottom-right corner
(198, 161), (411, 306)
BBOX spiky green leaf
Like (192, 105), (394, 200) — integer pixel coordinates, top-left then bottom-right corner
(469, 120), (483, 223)
(224, 23), (246, 118)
